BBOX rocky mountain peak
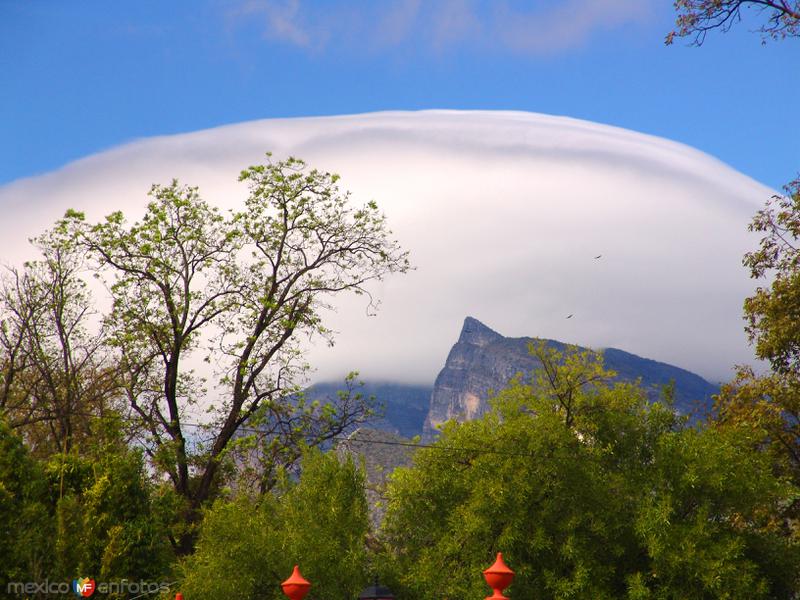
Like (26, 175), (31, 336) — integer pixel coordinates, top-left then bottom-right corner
(423, 317), (719, 441)
(458, 316), (503, 347)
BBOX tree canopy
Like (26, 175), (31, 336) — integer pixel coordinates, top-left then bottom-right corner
(712, 180), (800, 533)
(669, 1), (800, 540)
(0, 153), (409, 554)
(380, 344), (799, 599)
(179, 449), (369, 600)
(0, 226), (120, 456)
(743, 179), (800, 375)
(0, 419), (175, 597)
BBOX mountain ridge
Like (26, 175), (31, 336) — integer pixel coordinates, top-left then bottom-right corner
(309, 317), (719, 441)
(422, 317), (719, 440)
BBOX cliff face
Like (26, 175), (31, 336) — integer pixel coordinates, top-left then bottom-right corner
(422, 317), (533, 439)
(422, 317), (719, 440)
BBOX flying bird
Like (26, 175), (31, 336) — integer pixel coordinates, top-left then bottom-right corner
(594, 254), (602, 259)
(566, 314), (573, 319)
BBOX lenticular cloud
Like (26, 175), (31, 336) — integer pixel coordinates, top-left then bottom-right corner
(0, 111), (771, 384)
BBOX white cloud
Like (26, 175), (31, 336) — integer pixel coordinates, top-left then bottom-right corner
(374, 0), (424, 48)
(231, 0), (315, 48)
(489, 0), (652, 54)
(0, 111), (770, 385)
(225, 0), (657, 56)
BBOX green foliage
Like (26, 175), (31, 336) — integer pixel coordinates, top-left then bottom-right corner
(743, 179), (800, 376)
(669, 4), (800, 576)
(715, 366), (800, 469)
(44, 444), (174, 590)
(46, 154), (408, 540)
(712, 180), (800, 528)
(380, 344), (799, 599)
(0, 421), (174, 596)
(635, 425), (797, 599)
(0, 420), (52, 592)
(0, 225), (120, 456)
(180, 449), (369, 600)
(711, 365), (800, 543)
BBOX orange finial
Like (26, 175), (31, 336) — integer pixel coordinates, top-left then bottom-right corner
(281, 564), (311, 600)
(483, 552), (515, 599)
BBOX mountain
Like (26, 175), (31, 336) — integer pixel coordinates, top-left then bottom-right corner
(308, 316), (719, 442)
(422, 317), (719, 440)
(306, 381), (432, 439)
(316, 316), (720, 526)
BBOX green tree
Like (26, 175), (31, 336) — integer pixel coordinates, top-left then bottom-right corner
(0, 420), (52, 596)
(711, 187), (800, 501)
(54, 154), (408, 551)
(714, 366), (800, 479)
(669, 0), (800, 547)
(0, 226), (121, 456)
(179, 449), (369, 600)
(742, 179), (800, 376)
(0, 416), (174, 597)
(634, 424), (798, 599)
(45, 434), (174, 590)
(710, 365), (800, 541)
(380, 344), (798, 599)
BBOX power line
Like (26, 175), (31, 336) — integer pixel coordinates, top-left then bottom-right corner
(5, 407), (545, 458)
(335, 435), (540, 458)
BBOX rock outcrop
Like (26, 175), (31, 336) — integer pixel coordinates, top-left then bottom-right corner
(422, 317), (719, 440)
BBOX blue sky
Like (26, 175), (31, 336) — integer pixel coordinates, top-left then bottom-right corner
(2, 0), (798, 188)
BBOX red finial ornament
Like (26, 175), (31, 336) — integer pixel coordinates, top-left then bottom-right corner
(282, 565), (311, 600)
(483, 552), (515, 600)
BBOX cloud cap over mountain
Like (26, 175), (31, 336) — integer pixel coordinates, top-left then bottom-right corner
(0, 110), (769, 384)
